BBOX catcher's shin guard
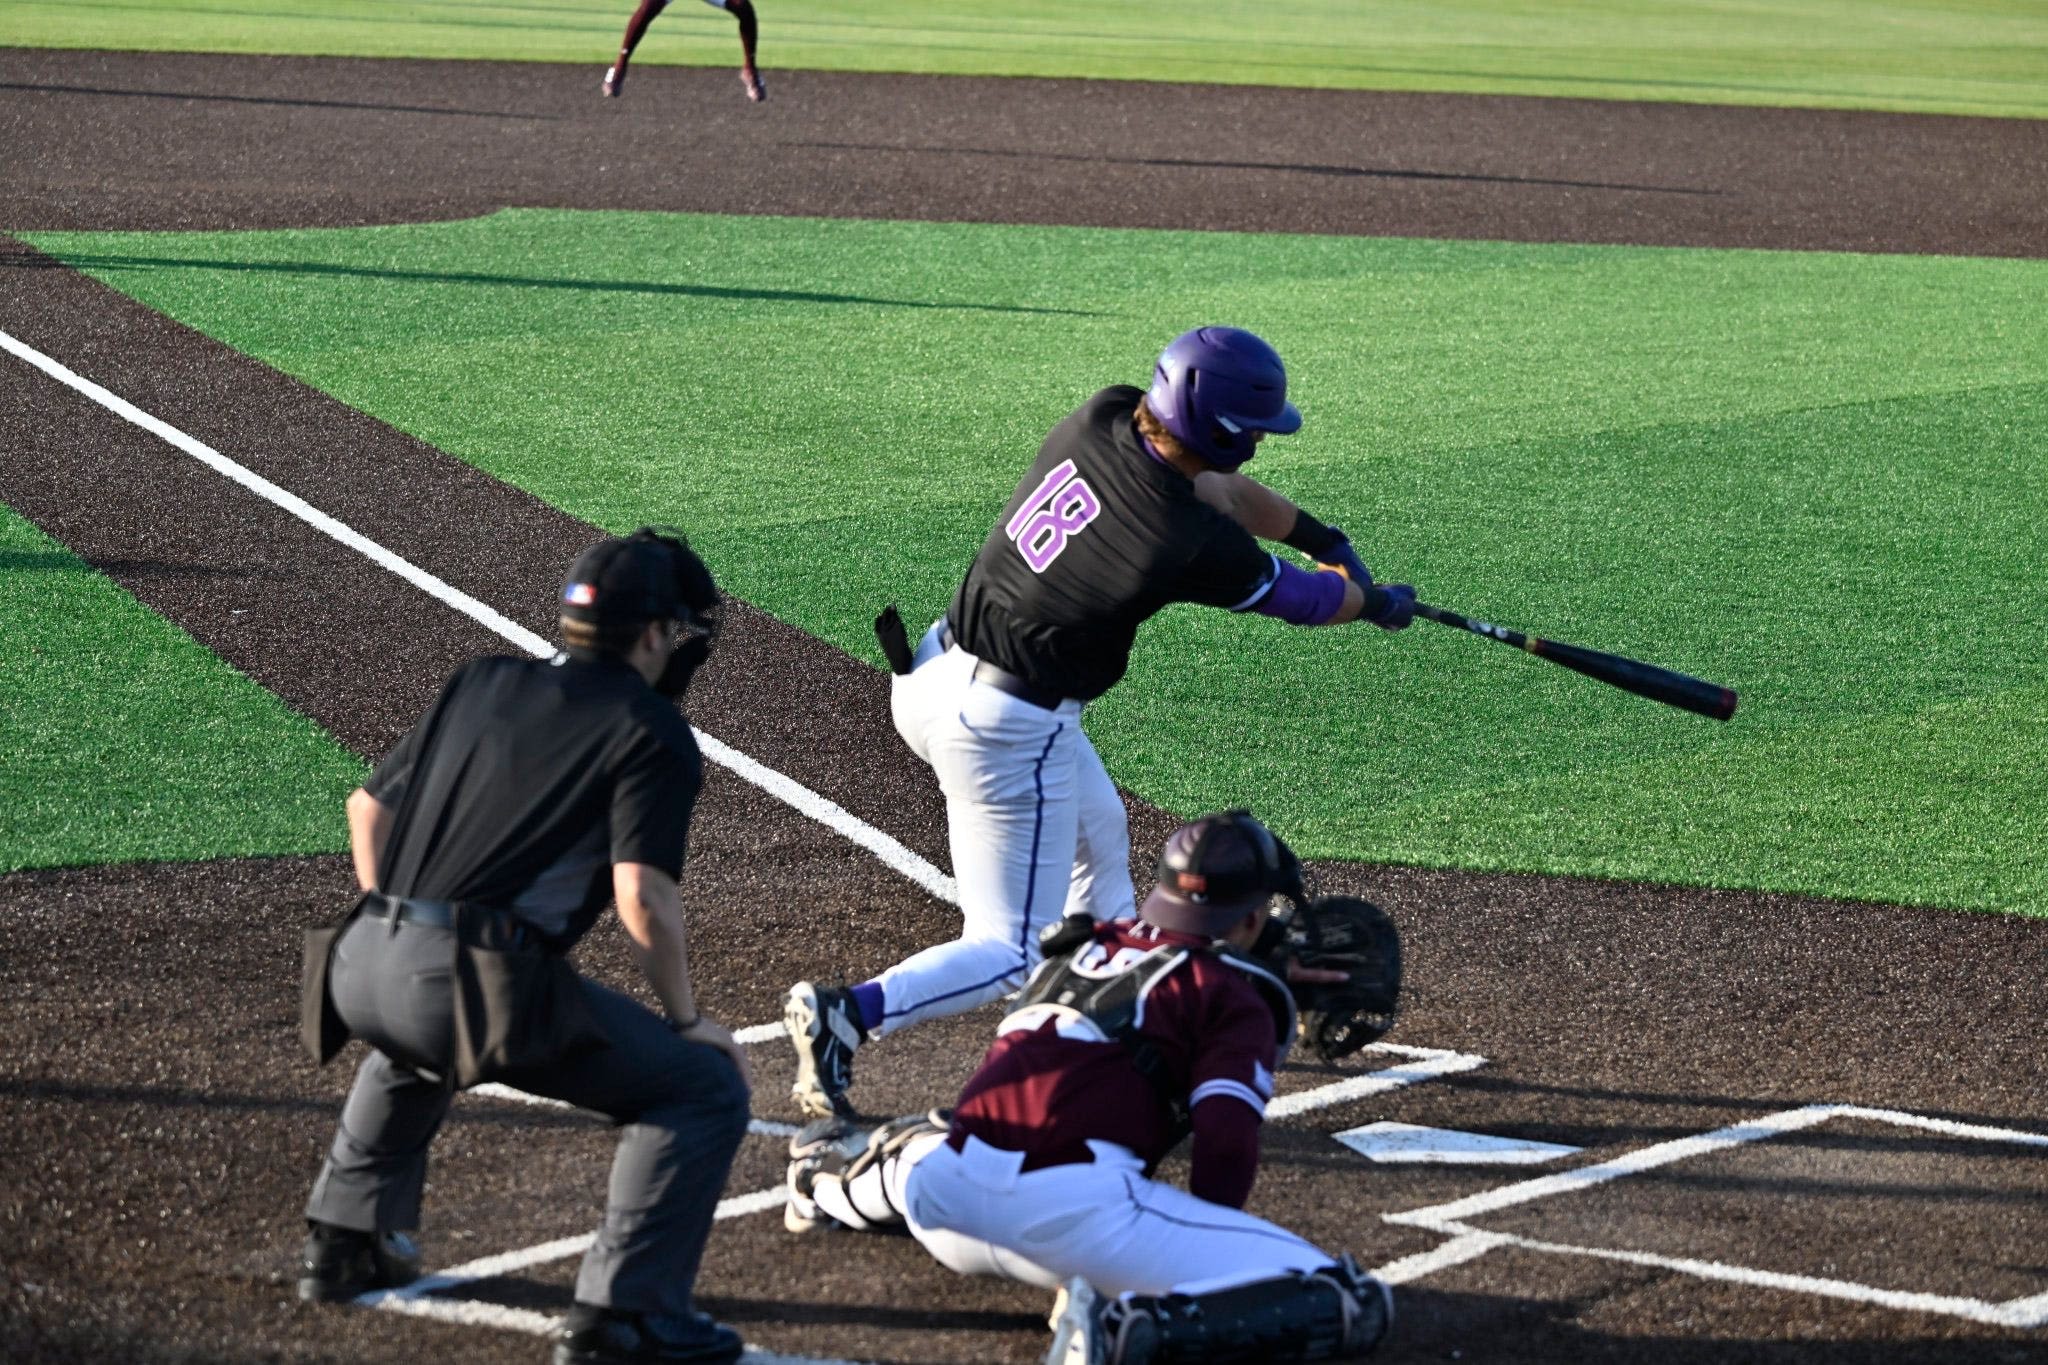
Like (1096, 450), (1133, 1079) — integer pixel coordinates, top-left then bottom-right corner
(1127, 1256), (1392, 1362)
(790, 1110), (948, 1233)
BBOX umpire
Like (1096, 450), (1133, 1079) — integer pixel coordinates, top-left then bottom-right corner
(297, 527), (752, 1365)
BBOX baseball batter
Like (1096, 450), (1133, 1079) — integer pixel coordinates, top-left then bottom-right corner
(603, 0), (764, 102)
(782, 813), (1394, 1364)
(786, 326), (1416, 1118)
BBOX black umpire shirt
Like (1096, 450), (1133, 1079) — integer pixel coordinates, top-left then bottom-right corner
(950, 385), (1276, 701)
(362, 652), (702, 949)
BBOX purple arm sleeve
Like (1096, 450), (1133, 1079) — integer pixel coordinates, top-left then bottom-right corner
(1250, 559), (1348, 626)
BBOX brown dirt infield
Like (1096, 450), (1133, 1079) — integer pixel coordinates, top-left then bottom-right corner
(3, 47), (2046, 1365)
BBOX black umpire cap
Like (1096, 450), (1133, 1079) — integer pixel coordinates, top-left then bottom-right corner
(560, 527), (717, 649)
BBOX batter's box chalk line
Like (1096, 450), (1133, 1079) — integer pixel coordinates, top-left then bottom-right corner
(1379, 1102), (2048, 1327)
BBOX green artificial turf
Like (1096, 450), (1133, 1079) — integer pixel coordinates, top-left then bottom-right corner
(0, 505), (365, 871)
(23, 210), (2048, 913)
(6, 0), (2046, 117)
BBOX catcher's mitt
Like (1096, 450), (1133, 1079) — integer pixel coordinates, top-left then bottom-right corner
(1286, 895), (1402, 1061)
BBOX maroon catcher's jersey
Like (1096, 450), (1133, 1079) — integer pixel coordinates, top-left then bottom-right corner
(949, 920), (1280, 1174)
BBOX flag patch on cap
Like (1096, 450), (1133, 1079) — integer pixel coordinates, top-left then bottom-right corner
(564, 582), (598, 606)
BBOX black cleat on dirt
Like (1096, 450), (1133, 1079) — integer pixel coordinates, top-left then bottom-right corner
(602, 64), (625, 97)
(554, 1303), (744, 1365)
(296, 1222), (421, 1303)
(785, 980), (864, 1119)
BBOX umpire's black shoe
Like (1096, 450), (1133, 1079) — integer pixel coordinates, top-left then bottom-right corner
(296, 1221), (421, 1303)
(554, 1303), (744, 1365)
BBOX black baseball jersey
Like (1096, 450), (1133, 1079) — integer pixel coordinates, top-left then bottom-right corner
(364, 652), (702, 948)
(949, 386), (1276, 700)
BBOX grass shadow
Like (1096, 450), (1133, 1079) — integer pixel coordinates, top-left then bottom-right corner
(789, 141), (1720, 197)
(29, 252), (1106, 316)
(0, 80), (555, 121)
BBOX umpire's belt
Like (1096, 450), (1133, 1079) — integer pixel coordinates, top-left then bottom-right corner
(367, 892), (536, 950)
(937, 623), (1065, 712)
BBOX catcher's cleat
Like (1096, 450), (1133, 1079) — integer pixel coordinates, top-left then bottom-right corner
(602, 64), (625, 97)
(784, 1115), (863, 1232)
(786, 981), (864, 1119)
(739, 66), (766, 102)
(554, 1303), (743, 1365)
(1044, 1277), (1158, 1365)
(296, 1222), (421, 1303)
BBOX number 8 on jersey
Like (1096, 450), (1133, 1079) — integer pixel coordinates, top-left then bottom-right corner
(1005, 459), (1102, 573)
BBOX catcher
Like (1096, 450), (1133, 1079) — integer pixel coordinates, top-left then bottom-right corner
(779, 812), (1403, 1364)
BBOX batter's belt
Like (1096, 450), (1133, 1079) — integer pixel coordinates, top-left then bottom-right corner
(937, 621), (1066, 711)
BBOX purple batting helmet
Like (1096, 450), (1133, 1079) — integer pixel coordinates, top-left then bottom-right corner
(1144, 327), (1302, 469)
(1139, 811), (1300, 939)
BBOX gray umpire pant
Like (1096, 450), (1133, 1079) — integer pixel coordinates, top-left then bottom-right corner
(302, 914), (750, 1316)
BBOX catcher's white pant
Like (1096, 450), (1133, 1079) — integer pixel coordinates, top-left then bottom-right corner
(899, 1134), (1334, 1295)
(876, 622), (1135, 1038)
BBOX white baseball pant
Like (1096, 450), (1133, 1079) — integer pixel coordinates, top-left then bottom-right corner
(899, 1134), (1334, 1296)
(875, 622), (1135, 1038)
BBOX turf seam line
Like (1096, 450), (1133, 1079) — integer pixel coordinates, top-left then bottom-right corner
(0, 325), (959, 906)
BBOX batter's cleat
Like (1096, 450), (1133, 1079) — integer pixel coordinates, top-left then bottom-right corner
(740, 66), (766, 102)
(296, 1222), (421, 1303)
(554, 1304), (743, 1365)
(785, 981), (864, 1119)
(602, 64), (625, 97)
(1044, 1277), (1158, 1365)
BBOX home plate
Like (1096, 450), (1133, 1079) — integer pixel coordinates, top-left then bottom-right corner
(1336, 1122), (1583, 1165)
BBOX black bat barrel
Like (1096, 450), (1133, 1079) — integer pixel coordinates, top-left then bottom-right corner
(1414, 602), (1738, 721)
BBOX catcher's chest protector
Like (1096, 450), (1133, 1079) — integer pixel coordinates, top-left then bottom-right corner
(1001, 942), (1192, 1047)
(1002, 936), (1298, 1072)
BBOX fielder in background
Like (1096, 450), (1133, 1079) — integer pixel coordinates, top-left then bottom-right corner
(603, 0), (765, 102)
(780, 812), (1399, 1365)
(786, 326), (1416, 1118)
(296, 529), (752, 1365)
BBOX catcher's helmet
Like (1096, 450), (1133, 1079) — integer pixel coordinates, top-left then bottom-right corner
(1144, 327), (1302, 470)
(1139, 810), (1301, 939)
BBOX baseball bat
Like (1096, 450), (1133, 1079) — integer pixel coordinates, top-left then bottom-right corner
(1412, 601), (1738, 721)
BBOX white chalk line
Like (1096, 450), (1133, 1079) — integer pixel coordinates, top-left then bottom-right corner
(1369, 1231), (1509, 1286)
(1419, 1226), (2048, 1330)
(1268, 1045), (1487, 1120)
(0, 327), (959, 910)
(1386, 1103), (1843, 1227)
(1379, 1102), (2048, 1327)
(378, 1290), (867, 1364)
(357, 1187), (828, 1349)
(466, 1082), (800, 1138)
